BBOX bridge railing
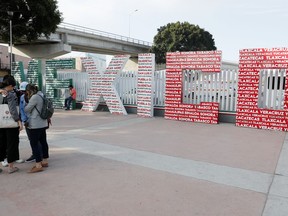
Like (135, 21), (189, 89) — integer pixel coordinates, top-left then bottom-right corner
(58, 22), (153, 47)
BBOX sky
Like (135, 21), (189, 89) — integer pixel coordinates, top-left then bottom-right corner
(57, 0), (288, 63)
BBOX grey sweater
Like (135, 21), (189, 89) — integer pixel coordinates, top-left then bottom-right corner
(0, 92), (20, 122)
(24, 91), (48, 129)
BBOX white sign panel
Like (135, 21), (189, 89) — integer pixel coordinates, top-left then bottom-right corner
(137, 53), (155, 117)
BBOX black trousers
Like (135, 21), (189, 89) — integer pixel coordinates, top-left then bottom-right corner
(29, 128), (49, 163)
(0, 128), (20, 163)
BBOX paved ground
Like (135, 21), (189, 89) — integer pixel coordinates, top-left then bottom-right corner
(1, 109), (288, 216)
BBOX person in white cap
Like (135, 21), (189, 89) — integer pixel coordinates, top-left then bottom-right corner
(19, 81), (35, 163)
(19, 82), (29, 92)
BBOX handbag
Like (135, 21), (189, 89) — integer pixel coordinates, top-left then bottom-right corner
(0, 104), (19, 128)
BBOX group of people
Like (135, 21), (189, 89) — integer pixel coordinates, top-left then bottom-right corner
(0, 75), (50, 174)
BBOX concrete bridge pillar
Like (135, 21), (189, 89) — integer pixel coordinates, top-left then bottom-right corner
(15, 42), (71, 59)
(15, 42), (71, 93)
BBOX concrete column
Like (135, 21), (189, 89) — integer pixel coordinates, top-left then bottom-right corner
(41, 59), (46, 94)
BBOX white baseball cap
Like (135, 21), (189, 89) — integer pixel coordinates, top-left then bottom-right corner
(20, 81), (29, 91)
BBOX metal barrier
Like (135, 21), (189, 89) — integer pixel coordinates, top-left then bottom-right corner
(57, 70), (166, 107)
(182, 68), (238, 112)
(258, 69), (286, 110)
(116, 71), (137, 105)
(57, 71), (90, 102)
(58, 66), (238, 112)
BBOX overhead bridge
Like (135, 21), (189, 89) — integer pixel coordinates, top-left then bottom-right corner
(14, 22), (153, 58)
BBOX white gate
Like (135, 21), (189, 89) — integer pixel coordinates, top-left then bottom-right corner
(258, 69), (286, 110)
(116, 71), (137, 105)
(116, 70), (166, 106)
(57, 63), (238, 112)
(182, 68), (238, 111)
(57, 71), (90, 101)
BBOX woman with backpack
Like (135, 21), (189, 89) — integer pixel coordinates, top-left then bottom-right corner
(24, 84), (49, 173)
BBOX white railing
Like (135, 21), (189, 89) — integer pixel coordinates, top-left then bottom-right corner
(57, 70), (166, 107)
(258, 69), (286, 110)
(183, 68), (238, 112)
(116, 71), (137, 105)
(57, 67), (238, 112)
(57, 71), (90, 101)
(115, 70), (166, 106)
(32, 62), (288, 113)
(154, 70), (166, 106)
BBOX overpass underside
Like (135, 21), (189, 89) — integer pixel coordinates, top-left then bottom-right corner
(14, 27), (151, 59)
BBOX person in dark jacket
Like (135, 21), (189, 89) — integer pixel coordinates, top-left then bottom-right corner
(0, 76), (23, 174)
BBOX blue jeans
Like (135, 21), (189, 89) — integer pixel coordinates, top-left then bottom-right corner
(65, 96), (73, 109)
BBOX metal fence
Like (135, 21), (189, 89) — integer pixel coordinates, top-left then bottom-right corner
(58, 64), (239, 112)
(116, 71), (137, 105)
(37, 63), (288, 113)
(182, 68), (238, 111)
(57, 71), (90, 101)
(258, 69), (286, 110)
(58, 70), (166, 107)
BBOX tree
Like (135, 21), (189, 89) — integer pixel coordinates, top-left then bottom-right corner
(0, 0), (62, 43)
(150, 21), (217, 64)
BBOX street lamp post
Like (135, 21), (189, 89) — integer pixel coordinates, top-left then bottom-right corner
(7, 11), (14, 72)
(129, 9), (138, 38)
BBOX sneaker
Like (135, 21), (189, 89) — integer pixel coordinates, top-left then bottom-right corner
(41, 162), (49, 168)
(16, 159), (25, 163)
(28, 166), (43, 173)
(25, 155), (35, 163)
(8, 167), (19, 174)
(1, 159), (8, 167)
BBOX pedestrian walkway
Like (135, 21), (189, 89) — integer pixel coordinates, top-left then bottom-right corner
(1, 109), (288, 216)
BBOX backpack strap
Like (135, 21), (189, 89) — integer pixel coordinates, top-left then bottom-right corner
(35, 106), (41, 115)
(34, 94), (44, 115)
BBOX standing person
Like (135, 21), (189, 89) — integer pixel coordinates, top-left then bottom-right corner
(24, 84), (49, 173)
(0, 76), (23, 174)
(19, 82), (35, 163)
(1, 76), (24, 166)
(64, 84), (77, 110)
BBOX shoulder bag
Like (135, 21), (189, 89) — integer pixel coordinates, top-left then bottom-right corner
(0, 96), (19, 128)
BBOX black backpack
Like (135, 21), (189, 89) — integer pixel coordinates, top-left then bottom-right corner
(35, 94), (54, 119)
